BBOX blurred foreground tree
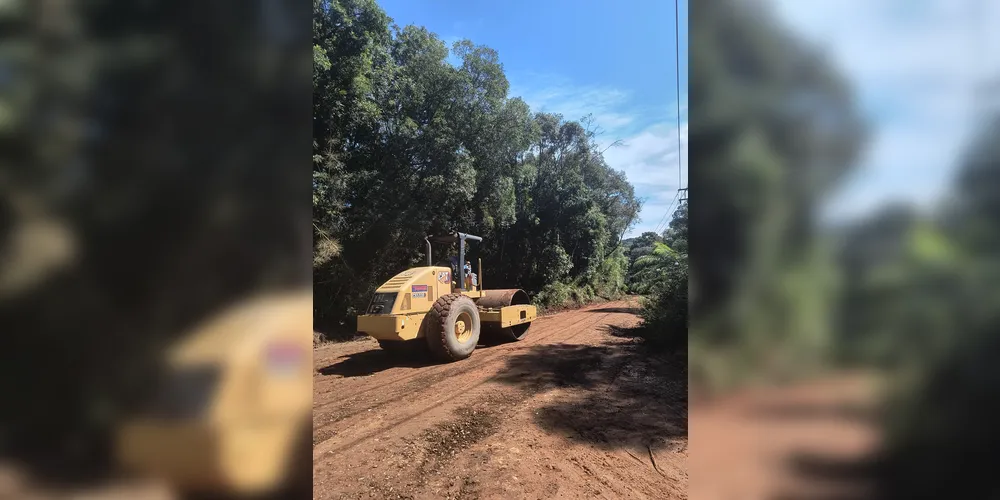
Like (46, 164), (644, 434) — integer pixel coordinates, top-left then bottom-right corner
(867, 113), (1000, 499)
(0, 0), (311, 480)
(688, 0), (867, 391)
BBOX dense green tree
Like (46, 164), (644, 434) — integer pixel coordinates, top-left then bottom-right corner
(630, 231), (663, 256)
(312, 0), (644, 337)
(662, 202), (688, 253)
(688, 0), (866, 389)
(630, 201), (689, 350)
(625, 231), (662, 292)
(1, 0), (312, 478)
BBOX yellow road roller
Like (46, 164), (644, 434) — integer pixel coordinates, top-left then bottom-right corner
(115, 291), (313, 499)
(356, 232), (537, 361)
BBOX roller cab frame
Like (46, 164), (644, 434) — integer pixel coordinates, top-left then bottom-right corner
(356, 232), (537, 361)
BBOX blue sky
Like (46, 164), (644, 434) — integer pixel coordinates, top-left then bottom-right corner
(377, 0), (689, 238)
(771, 0), (999, 223)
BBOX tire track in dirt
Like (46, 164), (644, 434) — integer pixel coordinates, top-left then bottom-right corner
(312, 298), (687, 500)
(310, 304), (622, 422)
(325, 388), (537, 500)
(311, 311), (620, 445)
(312, 301), (613, 398)
(313, 377), (530, 460)
(310, 311), (596, 418)
(311, 304), (637, 457)
(312, 313), (576, 401)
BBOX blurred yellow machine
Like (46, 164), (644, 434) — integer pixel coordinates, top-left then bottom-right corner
(357, 232), (537, 361)
(115, 291), (312, 499)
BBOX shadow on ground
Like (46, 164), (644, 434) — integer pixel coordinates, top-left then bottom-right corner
(602, 323), (687, 352)
(773, 400), (1000, 500)
(602, 324), (645, 338)
(317, 346), (440, 377)
(754, 395), (882, 500)
(587, 306), (642, 314)
(494, 338), (687, 451)
(744, 401), (877, 423)
(770, 452), (880, 500)
(317, 338), (510, 377)
(759, 383), (997, 500)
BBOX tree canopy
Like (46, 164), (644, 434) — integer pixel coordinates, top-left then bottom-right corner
(312, 0), (649, 337)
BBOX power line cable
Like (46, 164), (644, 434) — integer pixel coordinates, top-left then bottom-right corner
(655, 190), (681, 234)
(674, 0), (684, 192)
(652, 0), (685, 236)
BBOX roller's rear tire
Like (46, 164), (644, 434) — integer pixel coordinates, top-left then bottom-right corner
(426, 294), (481, 362)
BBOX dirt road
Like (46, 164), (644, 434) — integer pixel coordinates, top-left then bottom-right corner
(689, 374), (881, 500)
(312, 298), (688, 500)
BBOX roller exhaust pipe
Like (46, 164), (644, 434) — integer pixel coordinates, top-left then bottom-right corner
(425, 236), (432, 266)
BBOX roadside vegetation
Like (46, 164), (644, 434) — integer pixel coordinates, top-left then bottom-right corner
(692, 0), (1000, 496)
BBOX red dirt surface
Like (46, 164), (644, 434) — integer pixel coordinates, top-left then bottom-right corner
(689, 374), (881, 500)
(312, 298), (688, 500)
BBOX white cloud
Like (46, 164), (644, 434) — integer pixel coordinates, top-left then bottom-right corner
(605, 122), (688, 188)
(508, 73), (688, 237)
(823, 123), (963, 220)
(605, 122), (689, 236)
(770, 0), (1000, 222)
(631, 187), (687, 237)
(511, 75), (638, 135)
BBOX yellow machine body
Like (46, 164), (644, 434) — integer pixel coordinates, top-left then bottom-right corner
(356, 266), (449, 341)
(116, 291), (312, 497)
(356, 266), (536, 342)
